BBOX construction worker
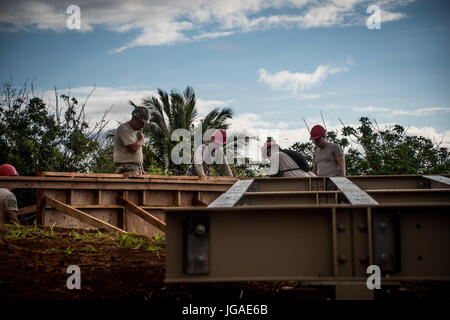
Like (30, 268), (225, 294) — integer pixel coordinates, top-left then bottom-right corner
(187, 129), (233, 177)
(0, 164), (20, 225)
(261, 142), (315, 177)
(310, 125), (346, 176)
(113, 106), (149, 175)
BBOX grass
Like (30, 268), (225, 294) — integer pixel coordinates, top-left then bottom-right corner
(1, 223), (165, 253)
(1, 222), (60, 240)
(114, 232), (165, 251)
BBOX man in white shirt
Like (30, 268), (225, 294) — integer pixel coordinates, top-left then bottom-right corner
(113, 107), (149, 175)
(0, 164), (20, 225)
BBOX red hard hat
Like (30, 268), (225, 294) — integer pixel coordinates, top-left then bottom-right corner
(211, 129), (227, 145)
(0, 164), (19, 176)
(310, 125), (326, 140)
(261, 142), (279, 159)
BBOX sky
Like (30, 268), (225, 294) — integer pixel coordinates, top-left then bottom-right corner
(1, 0), (449, 150)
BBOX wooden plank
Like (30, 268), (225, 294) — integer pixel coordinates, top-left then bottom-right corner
(208, 179), (254, 208)
(39, 171), (238, 181)
(36, 189), (45, 226)
(0, 177), (235, 191)
(330, 177), (379, 205)
(192, 199), (208, 207)
(423, 175), (450, 187)
(117, 196), (166, 232)
(17, 205), (37, 216)
(45, 196), (127, 234)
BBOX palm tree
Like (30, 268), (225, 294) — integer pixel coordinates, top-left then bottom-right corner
(129, 86), (234, 174)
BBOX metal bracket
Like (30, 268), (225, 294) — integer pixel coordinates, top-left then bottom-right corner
(372, 212), (401, 274)
(183, 216), (210, 275)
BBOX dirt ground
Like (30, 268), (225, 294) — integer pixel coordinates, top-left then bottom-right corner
(1, 224), (449, 304)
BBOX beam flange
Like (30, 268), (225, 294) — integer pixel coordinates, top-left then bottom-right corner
(208, 179), (254, 208)
(330, 177), (379, 205)
(423, 175), (450, 187)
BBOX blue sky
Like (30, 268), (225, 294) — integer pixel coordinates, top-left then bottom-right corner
(1, 0), (449, 148)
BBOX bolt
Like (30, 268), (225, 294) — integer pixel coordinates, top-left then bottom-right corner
(194, 224), (206, 235)
(196, 254), (206, 265)
(358, 224), (367, 231)
(379, 222), (386, 229)
(360, 257), (368, 264)
(338, 224), (345, 231)
(338, 255), (347, 263)
(380, 253), (387, 260)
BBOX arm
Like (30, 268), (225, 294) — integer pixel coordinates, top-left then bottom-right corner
(312, 163), (318, 175)
(125, 131), (144, 152)
(192, 144), (206, 176)
(6, 210), (19, 224)
(336, 155), (346, 176)
(4, 195), (19, 224)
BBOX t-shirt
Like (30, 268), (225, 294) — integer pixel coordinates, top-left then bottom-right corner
(269, 151), (315, 177)
(313, 143), (344, 177)
(0, 188), (18, 225)
(113, 122), (143, 164)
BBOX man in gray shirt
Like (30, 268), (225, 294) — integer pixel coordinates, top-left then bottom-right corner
(113, 107), (149, 175)
(310, 125), (346, 177)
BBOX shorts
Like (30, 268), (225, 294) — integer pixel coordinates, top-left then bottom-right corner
(115, 163), (143, 175)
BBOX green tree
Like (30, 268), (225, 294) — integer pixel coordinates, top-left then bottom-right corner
(0, 82), (110, 175)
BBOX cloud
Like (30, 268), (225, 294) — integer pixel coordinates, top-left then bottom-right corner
(0, 0), (413, 51)
(196, 98), (234, 115)
(390, 107), (450, 116)
(42, 86), (158, 129)
(351, 105), (450, 117)
(258, 64), (347, 94)
(406, 126), (450, 148)
(351, 105), (391, 112)
(193, 31), (235, 40)
(41, 86), (234, 130)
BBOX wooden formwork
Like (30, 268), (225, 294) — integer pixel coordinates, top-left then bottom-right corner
(0, 172), (238, 235)
(164, 175), (450, 298)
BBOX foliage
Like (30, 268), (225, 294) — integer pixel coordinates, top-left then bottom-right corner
(0, 80), (112, 209)
(290, 117), (450, 175)
(0, 80), (110, 176)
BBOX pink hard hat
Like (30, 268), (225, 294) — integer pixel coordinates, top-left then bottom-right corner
(0, 164), (19, 176)
(211, 129), (227, 145)
(261, 142), (279, 159)
(310, 125), (326, 140)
